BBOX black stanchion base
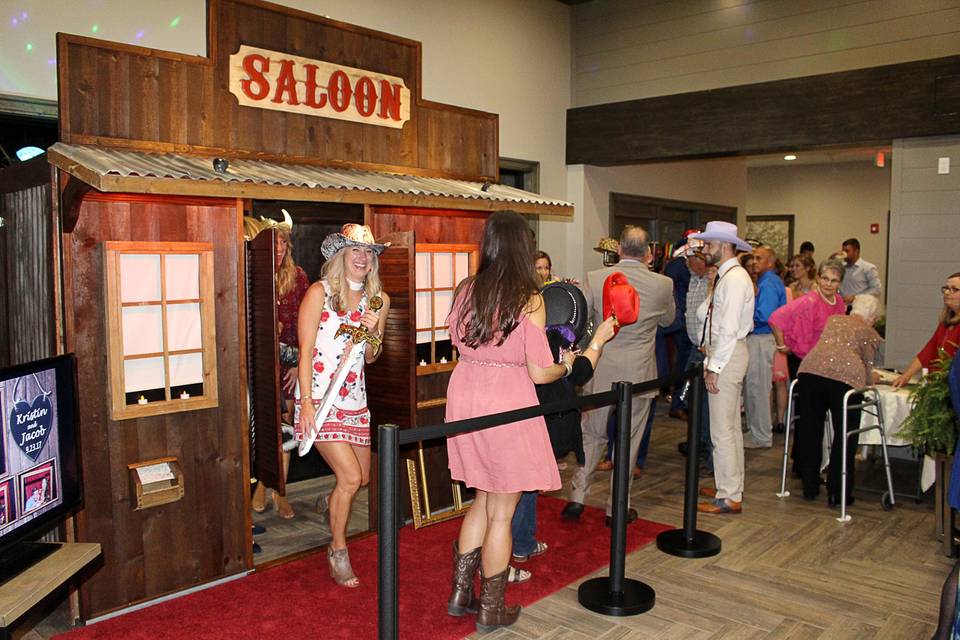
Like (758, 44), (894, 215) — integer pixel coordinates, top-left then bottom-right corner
(577, 577), (655, 616)
(655, 528), (722, 558)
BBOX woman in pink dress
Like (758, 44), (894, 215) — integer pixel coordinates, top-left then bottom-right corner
(445, 211), (574, 634)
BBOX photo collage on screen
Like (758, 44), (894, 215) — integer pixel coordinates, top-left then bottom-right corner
(0, 368), (62, 534)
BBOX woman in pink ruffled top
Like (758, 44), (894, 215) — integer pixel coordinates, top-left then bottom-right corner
(444, 211), (575, 634)
(769, 258), (848, 379)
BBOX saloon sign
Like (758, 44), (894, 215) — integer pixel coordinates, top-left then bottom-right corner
(229, 45), (411, 129)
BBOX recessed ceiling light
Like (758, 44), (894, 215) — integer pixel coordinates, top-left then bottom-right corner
(784, 154), (797, 161)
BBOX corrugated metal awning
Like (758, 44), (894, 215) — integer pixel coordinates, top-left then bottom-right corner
(47, 143), (573, 216)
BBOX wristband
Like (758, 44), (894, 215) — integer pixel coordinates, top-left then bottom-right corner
(562, 361), (573, 377)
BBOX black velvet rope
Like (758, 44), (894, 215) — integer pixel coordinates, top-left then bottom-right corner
(393, 365), (698, 446)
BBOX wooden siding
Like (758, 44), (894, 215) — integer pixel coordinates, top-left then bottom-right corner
(567, 54), (960, 165)
(0, 172), (55, 366)
(65, 193), (249, 619)
(572, 0), (960, 106)
(56, 0), (498, 182)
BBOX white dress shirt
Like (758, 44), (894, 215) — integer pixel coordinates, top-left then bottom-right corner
(698, 257), (755, 374)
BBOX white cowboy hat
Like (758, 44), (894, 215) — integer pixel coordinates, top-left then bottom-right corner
(690, 221), (752, 253)
(321, 223), (391, 260)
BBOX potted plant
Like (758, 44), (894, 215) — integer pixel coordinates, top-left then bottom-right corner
(900, 351), (958, 455)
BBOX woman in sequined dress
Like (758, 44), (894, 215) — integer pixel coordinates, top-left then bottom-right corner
(794, 294), (882, 505)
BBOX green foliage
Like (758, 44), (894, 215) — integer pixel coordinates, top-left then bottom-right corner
(900, 351), (958, 455)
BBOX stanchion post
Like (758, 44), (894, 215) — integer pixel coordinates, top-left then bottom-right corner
(577, 381), (656, 616)
(378, 424), (399, 640)
(656, 365), (721, 558)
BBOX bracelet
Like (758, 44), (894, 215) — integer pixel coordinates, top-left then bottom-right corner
(590, 342), (601, 352)
(775, 344), (788, 352)
(298, 397), (313, 404)
(562, 361), (573, 377)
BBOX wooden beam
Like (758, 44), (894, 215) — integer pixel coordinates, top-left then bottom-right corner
(567, 55), (960, 165)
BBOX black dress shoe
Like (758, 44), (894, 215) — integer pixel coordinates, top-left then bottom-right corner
(678, 441), (689, 457)
(253, 542), (262, 554)
(561, 501), (584, 521)
(772, 423), (785, 434)
(827, 494), (855, 508)
(252, 524), (266, 535)
(605, 508), (639, 527)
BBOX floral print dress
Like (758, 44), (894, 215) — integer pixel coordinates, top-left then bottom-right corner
(294, 280), (372, 446)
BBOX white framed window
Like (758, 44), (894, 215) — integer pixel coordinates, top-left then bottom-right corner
(415, 243), (477, 372)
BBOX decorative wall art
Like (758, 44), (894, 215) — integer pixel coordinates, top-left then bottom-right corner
(745, 215), (795, 261)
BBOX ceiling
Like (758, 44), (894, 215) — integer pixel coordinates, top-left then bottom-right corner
(745, 145), (892, 169)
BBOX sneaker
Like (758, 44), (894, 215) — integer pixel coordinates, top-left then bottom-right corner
(697, 498), (742, 514)
(561, 501), (584, 521)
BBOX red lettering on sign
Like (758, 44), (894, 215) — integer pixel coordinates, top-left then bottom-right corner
(328, 70), (351, 112)
(240, 54), (270, 101)
(303, 64), (328, 109)
(354, 77), (376, 117)
(272, 59), (300, 105)
(378, 80), (402, 121)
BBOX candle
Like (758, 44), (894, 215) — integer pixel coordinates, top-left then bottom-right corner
(180, 390), (190, 400)
(419, 359), (427, 366)
(440, 357), (447, 364)
(138, 395), (148, 405)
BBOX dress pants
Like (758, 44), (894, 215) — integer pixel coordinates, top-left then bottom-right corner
(571, 395), (653, 516)
(745, 333), (775, 446)
(709, 340), (749, 502)
(795, 373), (862, 499)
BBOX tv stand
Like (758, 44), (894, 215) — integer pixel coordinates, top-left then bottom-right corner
(0, 542), (61, 586)
(0, 542), (100, 639)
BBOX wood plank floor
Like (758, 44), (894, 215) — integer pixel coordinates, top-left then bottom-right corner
(18, 406), (954, 639)
(479, 408), (954, 640)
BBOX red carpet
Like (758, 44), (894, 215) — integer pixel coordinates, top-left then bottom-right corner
(58, 496), (669, 640)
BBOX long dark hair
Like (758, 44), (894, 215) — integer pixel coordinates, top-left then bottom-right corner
(456, 211), (540, 348)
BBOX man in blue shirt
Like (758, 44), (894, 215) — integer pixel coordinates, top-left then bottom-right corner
(744, 245), (787, 448)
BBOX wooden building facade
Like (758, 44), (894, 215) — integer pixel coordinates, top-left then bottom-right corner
(43, 0), (571, 620)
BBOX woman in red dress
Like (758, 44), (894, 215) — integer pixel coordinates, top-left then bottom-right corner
(444, 211), (574, 633)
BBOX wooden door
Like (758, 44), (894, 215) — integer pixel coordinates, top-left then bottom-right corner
(246, 229), (284, 494)
(366, 231), (415, 528)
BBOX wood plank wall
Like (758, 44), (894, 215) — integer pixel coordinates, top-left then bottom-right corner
(56, 0), (498, 182)
(0, 158), (55, 367)
(64, 192), (248, 619)
(572, 0), (960, 107)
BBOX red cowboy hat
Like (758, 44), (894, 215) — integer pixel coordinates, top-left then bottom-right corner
(602, 272), (639, 335)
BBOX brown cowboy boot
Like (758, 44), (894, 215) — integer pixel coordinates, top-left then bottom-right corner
(476, 567), (521, 633)
(447, 542), (481, 616)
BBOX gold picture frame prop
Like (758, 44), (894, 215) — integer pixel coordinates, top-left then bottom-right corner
(406, 442), (472, 529)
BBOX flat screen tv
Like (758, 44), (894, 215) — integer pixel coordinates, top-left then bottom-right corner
(0, 354), (82, 583)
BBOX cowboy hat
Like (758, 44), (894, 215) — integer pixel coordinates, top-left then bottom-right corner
(542, 282), (588, 346)
(321, 223), (391, 260)
(593, 237), (620, 254)
(602, 272), (639, 336)
(690, 221), (752, 253)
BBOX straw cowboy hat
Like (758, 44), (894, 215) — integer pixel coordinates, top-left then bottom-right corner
(690, 221), (753, 253)
(321, 223), (391, 260)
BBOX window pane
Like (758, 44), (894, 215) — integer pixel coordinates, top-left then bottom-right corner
(435, 328), (449, 342)
(122, 306), (164, 355)
(165, 254), (200, 300)
(416, 292), (432, 330)
(167, 303), (202, 351)
(120, 254), (161, 302)
(416, 330), (432, 345)
(455, 252), (470, 284)
(415, 252), (431, 288)
(434, 252), (453, 288)
(169, 352), (203, 386)
(124, 357), (165, 393)
(434, 290), (453, 327)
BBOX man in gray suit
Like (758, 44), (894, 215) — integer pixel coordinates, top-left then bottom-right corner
(562, 226), (675, 524)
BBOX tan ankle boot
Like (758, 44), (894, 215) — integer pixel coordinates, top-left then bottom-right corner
(476, 567), (520, 633)
(447, 542), (481, 616)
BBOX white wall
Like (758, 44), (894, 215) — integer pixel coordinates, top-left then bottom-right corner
(571, 0), (960, 106)
(747, 162), (891, 283)
(887, 135), (960, 368)
(564, 158), (748, 280)
(0, 0), (572, 205)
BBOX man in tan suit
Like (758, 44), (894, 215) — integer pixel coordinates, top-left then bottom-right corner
(562, 226), (675, 524)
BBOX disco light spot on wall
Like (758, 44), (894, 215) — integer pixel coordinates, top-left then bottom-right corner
(169, 16), (181, 28)
(91, 24), (99, 34)
(135, 30), (144, 40)
(25, 42), (32, 52)
(11, 17), (18, 27)
(47, 58), (55, 66)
